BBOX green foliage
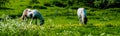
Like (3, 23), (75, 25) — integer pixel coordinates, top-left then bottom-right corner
(94, 0), (106, 8)
(93, 0), (120, 8)
(0, 15), (120, 36)
(0, 0), (120, 36)
(30, 0), (40, 4)
(52, 0), (67, 7)
(0, 0), (9, 7)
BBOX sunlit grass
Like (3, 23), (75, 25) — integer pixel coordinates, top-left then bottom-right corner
(0, 15), (120, 36)
(0, 0), (120, 36)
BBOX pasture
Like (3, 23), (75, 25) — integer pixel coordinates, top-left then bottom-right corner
(0, 0), (120, 36)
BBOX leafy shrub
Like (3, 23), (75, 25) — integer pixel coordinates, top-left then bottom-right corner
(52, 0), (67, 7)
(30, 0), (40, 4)
(70, 6), (79, 9)
(94, 0), (120, 8)
(67, 0), (74, 6)
(44, 3), (51, 7)
(0, 0), (9, 7)
(33, 5), (47, 9)
(27, 5), (47, 9)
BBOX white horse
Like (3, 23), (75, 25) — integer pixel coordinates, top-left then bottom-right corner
(20, 8), (44, 25)
(77, 8), (87, 24)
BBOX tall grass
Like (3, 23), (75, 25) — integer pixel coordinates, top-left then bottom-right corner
(0, 0), (120, 36)
(0, 14), (120, 36)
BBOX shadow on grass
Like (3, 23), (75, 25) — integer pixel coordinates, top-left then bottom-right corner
(0, 7), (13, 10)
(27, 5), (47, 9)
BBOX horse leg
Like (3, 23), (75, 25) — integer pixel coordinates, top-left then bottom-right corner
(79, 15), (83, 24)
(81, 14), (86, 24)
(30, 18), (33, 25)
(24, 17), (28, 24)
(35, 18), (37, 25)
(84, 16), (88, 24)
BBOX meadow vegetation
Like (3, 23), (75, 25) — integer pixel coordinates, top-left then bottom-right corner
(0, 0), (120, 36)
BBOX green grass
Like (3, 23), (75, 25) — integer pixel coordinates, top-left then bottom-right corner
(0, 0), (120, 36)
(0, 19), (120, 36)
(0, 10), (120, 36)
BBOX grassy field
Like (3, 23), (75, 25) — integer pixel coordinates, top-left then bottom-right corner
(0, 0), (120, 36)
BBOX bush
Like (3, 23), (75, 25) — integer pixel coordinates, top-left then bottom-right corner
(70, 6), (79, 9)
(93, 0), (120, 8)
(30, 0), (40, 4)
(52, 0), (67, 7)
(44, 3), (52, 7)
(0, 0), (9, 7)
(27, 5), (47, 9)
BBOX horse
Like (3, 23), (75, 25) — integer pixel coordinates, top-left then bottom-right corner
(77, 8), (88, 24)
(20, 8), (44, 25)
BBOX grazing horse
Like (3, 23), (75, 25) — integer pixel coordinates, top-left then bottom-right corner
(20, 8), (44, 25)
(77, 8), (87, 24)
